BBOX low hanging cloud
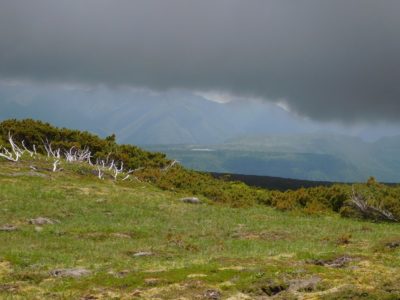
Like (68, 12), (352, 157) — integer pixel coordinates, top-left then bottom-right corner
(1, 0), (400, 122)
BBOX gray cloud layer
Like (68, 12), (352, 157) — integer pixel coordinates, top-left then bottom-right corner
(1, 0), (400, 121)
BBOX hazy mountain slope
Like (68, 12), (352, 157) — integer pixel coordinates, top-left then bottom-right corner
(111, 95), (237, 144)
(0, 87), (240, 144)
(0, 84), (329, 145)
(146, 134), (400, 182)
(3, 85), (400, 181)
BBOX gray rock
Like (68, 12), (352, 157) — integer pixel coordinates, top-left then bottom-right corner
(204, 289), (221, 300)
(50, 268), (91, 278)
(28, 217), (55, 225)
(0, 224), (18, 232)
(385, 240), (400, 249)
(180, 197), (202, 204)
(108, 270), (130, 278)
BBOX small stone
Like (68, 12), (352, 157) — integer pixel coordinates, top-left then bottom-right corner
(385, 241), (400, 249)
(132, 251), (153, 257)
(108, 270), (130, 278)
(28, 217), (55, 225)
(35, 226), (43, 232)
(50, 268), (91, 278)
(204, 289), (221, 300)
(180, 197), (202, 204)
(0, 225), (18, 232)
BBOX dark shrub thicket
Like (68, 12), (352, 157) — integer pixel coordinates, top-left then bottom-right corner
(1, 119), (400, 220)
(0, 119), (168, 169)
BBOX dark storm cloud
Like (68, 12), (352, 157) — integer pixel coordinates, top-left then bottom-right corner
(1, 0), (400, 122)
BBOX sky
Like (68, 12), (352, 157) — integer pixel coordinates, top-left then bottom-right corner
(1, 0), (400, 141)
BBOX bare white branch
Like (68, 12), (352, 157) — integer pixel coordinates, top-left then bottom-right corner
(162, 160), (178, 172)
(0, 134), (22, 162)
(21, 140), (34, 157)
(350, 186), (398, 222)
(96, 165), (104, 180)
(0, 136), (146, 182)
(52, 159), (61, 172)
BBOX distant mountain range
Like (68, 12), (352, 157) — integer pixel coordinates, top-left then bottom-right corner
(2, 85), (400, 182)
(2, 84), (378, 145)
(145, 134), (400, 182)
(2, 88), (320, 145)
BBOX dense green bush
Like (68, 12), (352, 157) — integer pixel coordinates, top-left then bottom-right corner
(267, 185), (350, 212)
(136, 165), (268, 207)
(0, 119), (168, 169)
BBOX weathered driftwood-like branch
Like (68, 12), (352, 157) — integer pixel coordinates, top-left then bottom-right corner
(0, 134), (22, 162)
(52, 159), (61, 172)
(350, 187), (398, 222)
(96, 165), (104, 180)
(112, 162), (124, 180)
(162, 160), (178, 172)
(0, 146), (19, 161)
(43, 139), (54, 158)
(122, 167), (144, 181)
(1, 136), (146, 182)
(21, 140), (34, 157)
(64, 146), (92, 165)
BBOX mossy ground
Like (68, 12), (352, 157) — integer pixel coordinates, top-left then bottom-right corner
(1, 159), (400, 299)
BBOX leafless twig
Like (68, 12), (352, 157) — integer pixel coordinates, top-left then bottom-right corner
(349, 186), (398, 222)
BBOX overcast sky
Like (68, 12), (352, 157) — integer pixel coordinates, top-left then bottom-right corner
(1, 1), (400, 128)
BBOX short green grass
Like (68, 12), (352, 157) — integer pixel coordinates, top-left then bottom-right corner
(1, 159), (400, 299)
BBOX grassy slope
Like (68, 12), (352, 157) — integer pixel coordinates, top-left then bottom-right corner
(1, 159), (400, 299)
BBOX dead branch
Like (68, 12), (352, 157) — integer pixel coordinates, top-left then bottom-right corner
(52, 159), (61, 172)
(350, 186), (398, 222)
(112, 162), (124, 181)
(0, 134), (22, 162)
(122, 167), (143, 181)
(162, 160), (178, 172)
(21, 140), (34, 157)
(0, 136), (146, 182)
(96, 165), (104, 180)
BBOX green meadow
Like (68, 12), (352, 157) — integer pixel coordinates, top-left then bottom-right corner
(1, 158), (400, 299)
